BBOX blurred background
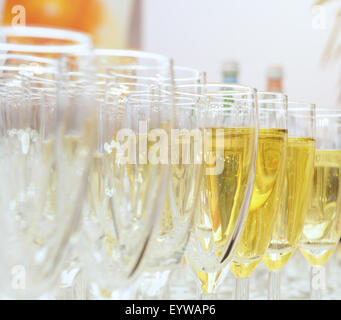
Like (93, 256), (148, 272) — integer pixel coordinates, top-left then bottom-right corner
(1, 0), (340, 108)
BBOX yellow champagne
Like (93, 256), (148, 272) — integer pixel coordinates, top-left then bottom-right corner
(186, 127), (256, 293)
(300, 150), (341, 266)
(263, 137), (315, 271)
(230, 128), (287, 278)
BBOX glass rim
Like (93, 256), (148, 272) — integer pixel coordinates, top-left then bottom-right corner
(258, 91), (287, 101)
(0, 26), (92, 54)
(104, 65), (201, 83)
(94, 48), (170, 65)
(316, 108), (341, 116)
(176, 82), (255, 92)
(0, 53), (58, 65)
(0, 53), (58, 75)
(257, 91), (288, 112)
(170, 83), (256, 102)
(127, 92), (202, 110)
(95, 50), (170, 82)
(288, 100), (316, 110)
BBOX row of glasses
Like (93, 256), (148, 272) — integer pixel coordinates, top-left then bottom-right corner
(221, 102), (341, 301)
(57, 75), (260, 298)
(227, 105), (341, 301)
(218, 102), (315, 301)
(0, 29), (185, 299)
(84, 70), (341, 300)
(2, 25), (340, 301)
(65, 49), (205, 299)
(0, 26), (259, 300)
(171, 96), (317, 301)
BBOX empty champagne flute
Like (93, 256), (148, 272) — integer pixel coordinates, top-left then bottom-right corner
(134, 91), (204, 300)
(131, 68), (204, 300)
(299, 108), (341, 300)
(73, 50), (204, 299)
(230, 92), (287, 300)
(0, 50), (97, 298)
(0, 26), (96, 298)
(74, 50), (174, 298)
(263, 101), (316, 300)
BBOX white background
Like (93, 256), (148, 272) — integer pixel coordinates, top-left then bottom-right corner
(142, 0), (341, 108)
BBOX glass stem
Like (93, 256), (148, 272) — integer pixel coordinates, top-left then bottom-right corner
(267, 270), (280, 300)
(136, 270), (171, 300)
(234, 277), (250, 300)
(196, 271), (222, 300)
(197, 283), (217, 300)
(199, 292), (218, 300)
(310, 265), (325, 300)
(72, 268), (89, 300)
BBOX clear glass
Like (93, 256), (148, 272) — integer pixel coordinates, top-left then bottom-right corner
(231, 92), (288, 300)
(133, 93), (204, 300)
(0, 26), (92, 55)
(263, 101), (316, 300)
(0, 50), (96, 299)
(71, 49), (174, 298)
(0, 27), (94, 299)
(299, 108), (341, 300)
(67, 51), (204, 299)
(130, 68), (204, 300)
(176, 83), (258, 299)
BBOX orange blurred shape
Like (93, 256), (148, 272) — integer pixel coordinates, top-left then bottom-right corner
(2, 0), (103, 34)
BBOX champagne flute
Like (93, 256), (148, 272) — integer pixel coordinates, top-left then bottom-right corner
(133, 91), (204, 300)
(0, 51), (96, 299)
(299, 108), (341, 300)
(263, 101), (316, 300)
(231, 92), (287, 300)
(0, 26), (95, 298)
(130, 67), (204, 300)
(74, 50), (174, 298)
(181, 83), (258, 299)
(75, 50), (203, 299)
(78, 93), (171, 298)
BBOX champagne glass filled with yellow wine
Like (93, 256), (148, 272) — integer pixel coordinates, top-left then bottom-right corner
(299, 109), (341, 300)
(230, 92), (288, 300)
(263, 101), (316, 300)
(180, 83), (258, 300)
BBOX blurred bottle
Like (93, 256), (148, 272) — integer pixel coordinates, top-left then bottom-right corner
(222, 60), (239, 84)
(266, 65), (283, 92)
